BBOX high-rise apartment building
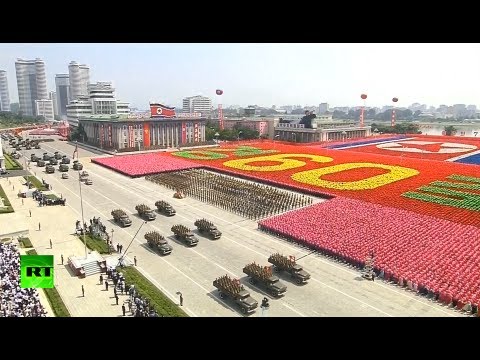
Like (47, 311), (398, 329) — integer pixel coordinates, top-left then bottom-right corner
(68, 61), (90, 100)
(35, 99), (54, 121)
(318, 102), (329, 114)
(88, 82), (117, 114)
(182, 95), (212, 116)
(15, 58), (48, 116)
(0, 70), (11, 112)
(49, 91), (58, 117)
(55, 74), (70, 118)
(66, 81), (129, 127)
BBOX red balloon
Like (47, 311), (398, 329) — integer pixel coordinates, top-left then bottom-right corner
(216, 89), (223, 95)
(361, 94), (367, 100)
(392, 97), (398, 102)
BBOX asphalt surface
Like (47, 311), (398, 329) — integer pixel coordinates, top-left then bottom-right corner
(15, 135), (464, 317)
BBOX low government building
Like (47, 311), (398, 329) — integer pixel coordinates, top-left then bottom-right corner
(78, 104), (207, 151)
(274, 122), (371, 143)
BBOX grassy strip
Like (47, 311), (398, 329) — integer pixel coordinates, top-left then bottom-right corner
(3, 153), (23, 170)
(116, 266), (188, 317)
(25, 248), (71, 317)
(77, 234), (110, 254)
(0, 183), (14, 213)
(23, 175), (48, 191)
(18, 237), (33, 248)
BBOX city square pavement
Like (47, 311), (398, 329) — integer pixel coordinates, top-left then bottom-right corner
(1, 176), (137, 317)
(2, 136), (467, 317)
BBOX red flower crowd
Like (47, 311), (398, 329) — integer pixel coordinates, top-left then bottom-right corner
(259, 197), (480, 308)
(92, 153), (201, 177)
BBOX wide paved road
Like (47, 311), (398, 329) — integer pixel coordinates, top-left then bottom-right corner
(19, 138), (463, 317)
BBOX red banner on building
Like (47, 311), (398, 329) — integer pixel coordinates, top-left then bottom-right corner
(150, 103), (176, 118)
(182, 122), (186, 144)
(100, 124), (104, 148)
(128, 125), (134, 148)
(143, 122), (151, 148)
(194, 122), (199, 142)
(108, 125), (112, 147)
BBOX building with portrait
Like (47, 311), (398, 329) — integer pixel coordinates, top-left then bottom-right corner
(78, 104), (206, 150)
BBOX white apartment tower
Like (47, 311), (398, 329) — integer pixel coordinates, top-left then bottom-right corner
(68, 61), (90, 100)
(55, 74), (70, 118)
(88, 82), (117, 114)
(49, 91), (58, 117)
(318, 103), (329, 114)
(35, 99), (54, 121)
(15, 58), (48, 116)
(0, 70), (11, 112)
(182, 95), (212, 116)
(66, 81), (129, 127)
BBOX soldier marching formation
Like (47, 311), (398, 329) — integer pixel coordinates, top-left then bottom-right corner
(146, 169), (313, 220)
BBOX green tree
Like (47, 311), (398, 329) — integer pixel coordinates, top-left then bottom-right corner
(444, 125), (457, 136)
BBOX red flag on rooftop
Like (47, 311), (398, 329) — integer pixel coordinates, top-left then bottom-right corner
(150, 103), (176, 118)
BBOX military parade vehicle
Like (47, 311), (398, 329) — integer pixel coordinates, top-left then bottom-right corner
(213, 274), (258, 314)
(268, 253), (310, 284)
(194, 219), (222, 239)
(155, 200), (176, 216)
(42, 152), (51, 161)
(171, 224), (198, 246)
(242, 262), (287, 297)
(79, 171), (89, 181)
(49, 158), (59, 165)
(61, 156), (71, 164)
(30, 154), (39, 162)
(145, 231), (173, 255)
(45, 165), (55, 174)
(73, 160), (83, 170)
(59, 164), (69, 172)
(37, 159), (46, 167)
(111, 209), (132, 227)
(135, 204), (157, 221)
(54, 151), (62, 160)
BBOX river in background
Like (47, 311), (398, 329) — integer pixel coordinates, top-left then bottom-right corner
(367, 121), (480, 137)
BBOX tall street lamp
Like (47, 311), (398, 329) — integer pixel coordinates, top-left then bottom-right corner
(273, 134), (280, 150)
(78, 170), (88, 259)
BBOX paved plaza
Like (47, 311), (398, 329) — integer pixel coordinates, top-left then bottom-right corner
(0, 137), (466, 317)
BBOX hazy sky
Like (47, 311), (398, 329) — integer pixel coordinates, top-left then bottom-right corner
(1, 43), (479, 110)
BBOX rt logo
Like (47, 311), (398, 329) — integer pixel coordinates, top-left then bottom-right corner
(20, 255), (54, 288)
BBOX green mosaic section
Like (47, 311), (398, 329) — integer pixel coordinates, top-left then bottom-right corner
(402, 174), (480, 212)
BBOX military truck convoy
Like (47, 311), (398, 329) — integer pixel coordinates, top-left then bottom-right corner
(213, 275), (258, 314)
(268, 253), (311, 284)
(111, 209), (132, 227)
(145, 231), (173, 255)
(171, 224), (198, 246)
(135, 204), (157, 221)
(155, 200), (176, 216)
(242, 262), (287, 297)
(194, 219), (222, 239)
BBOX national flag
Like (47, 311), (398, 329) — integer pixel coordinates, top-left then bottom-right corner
(73, 142), (78, 159)
(150, 103), (176, 118)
